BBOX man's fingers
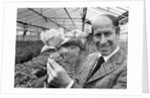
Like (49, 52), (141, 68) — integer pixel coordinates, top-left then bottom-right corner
(47, 59), (55, 69)
(48, 58), (61, 69)
(47, 62), (56, 76)
(47, 73), (52, 83)
(47, 62), (53, 83)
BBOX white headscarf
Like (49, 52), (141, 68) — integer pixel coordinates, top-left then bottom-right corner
(40, 28), (64, 45)
(40, 28), (69, 53)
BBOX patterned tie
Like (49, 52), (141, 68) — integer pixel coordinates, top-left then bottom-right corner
(89, 56), (105, 79)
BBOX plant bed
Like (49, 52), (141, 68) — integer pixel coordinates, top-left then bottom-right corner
(15, 41), (44, 64)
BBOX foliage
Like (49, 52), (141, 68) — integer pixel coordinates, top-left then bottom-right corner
(15, 41), (44, 64)
(14, 40), (86, 88)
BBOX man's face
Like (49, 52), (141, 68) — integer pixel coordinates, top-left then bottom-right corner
(93, 16), (119, 56)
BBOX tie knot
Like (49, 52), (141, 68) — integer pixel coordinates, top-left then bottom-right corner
(87, 56), (105, 80)
(98, 56), (105, 64)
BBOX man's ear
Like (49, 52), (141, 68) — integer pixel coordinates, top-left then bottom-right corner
(115, 27), (120, 35)
(115, 27), (120, 41)
(91, 27), (94, 36)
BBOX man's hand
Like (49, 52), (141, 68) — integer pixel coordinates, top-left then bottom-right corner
(47, 58), (72, 88)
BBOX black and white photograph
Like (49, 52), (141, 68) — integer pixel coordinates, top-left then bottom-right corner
(15, 7), (128, 88)
(0, 0), (145, 95)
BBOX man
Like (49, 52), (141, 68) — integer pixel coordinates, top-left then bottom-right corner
(46, 14), (127, 88)
(15, 28), (68, 87)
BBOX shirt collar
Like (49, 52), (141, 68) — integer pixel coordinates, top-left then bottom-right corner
(98, 46), (120, 62)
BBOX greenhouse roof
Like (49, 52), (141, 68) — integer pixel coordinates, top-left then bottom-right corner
(17, 7), (128, 33)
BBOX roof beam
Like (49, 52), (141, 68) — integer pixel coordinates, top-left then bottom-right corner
(17, 9), (29, 15)
(97, 7), (119, 16)
(106, 7), (123, 14)
(48, 17), (81, 19)
(28, 8), (70, 31)
(19, 12), (40, 21)
(64, 8), (76, 27)
(82, 8), (87, 31)
(116, 7), (128, 12)
(18, 13), (37, 20)
(119, 17), (128, 24)
(117, 11), (128, 20)
(17, 20), (49, 30)
(97, 7), (126, 18)
(28, 8), (48, 22)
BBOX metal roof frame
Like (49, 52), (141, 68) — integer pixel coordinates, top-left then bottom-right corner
(17, 7), (128, 33)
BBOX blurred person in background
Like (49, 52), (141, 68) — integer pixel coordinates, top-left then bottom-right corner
(32, 28), (89, 88)
(15, 28), (68, 87)
(40, 28), (65, 53)
(31, 28), (68, 77)
(32, 37), (87, 88)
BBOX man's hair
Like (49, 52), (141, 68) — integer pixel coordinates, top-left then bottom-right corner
(91, 14), (120, 35)
(104, 14), (119, 27)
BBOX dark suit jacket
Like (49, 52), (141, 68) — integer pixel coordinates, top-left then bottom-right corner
(73, 49), (127, 88)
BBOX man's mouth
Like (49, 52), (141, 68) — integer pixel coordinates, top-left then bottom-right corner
(97, 43), (111, 51)
(99, 46), (110, 50)
(96, 41), (112, 51)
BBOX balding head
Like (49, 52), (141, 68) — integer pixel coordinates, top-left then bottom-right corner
(92, 14), (120, 35)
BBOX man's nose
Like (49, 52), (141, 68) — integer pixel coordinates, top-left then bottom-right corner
(100, 34), (107, 44)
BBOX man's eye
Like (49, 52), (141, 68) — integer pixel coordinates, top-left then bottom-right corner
(95, 34), (101, 38)
(104, 32), (111, 37)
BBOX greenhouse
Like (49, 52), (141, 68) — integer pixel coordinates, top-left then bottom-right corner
(15, 7), (128, 88)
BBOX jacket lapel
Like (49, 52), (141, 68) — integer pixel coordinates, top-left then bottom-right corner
(86, 49), (125, 83)
(78, 53), (98, 84)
